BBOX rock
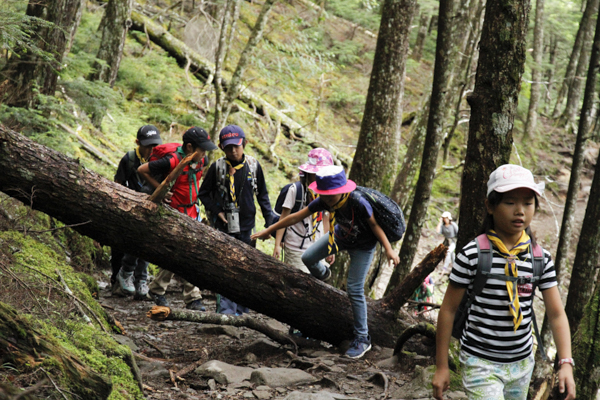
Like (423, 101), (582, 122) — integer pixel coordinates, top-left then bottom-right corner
(243, 391), (254, 398)
(197, 324), (241, 339)
(253, 389), (272, 399)
(244, 353), (258, 363)
(250, 367), (318, 387)
(113, 334), (139, 352)
(446, 391), (468, 400)
(195, 360), (254, 385)
(208, 379), (217, 391)
(375, 354), (398, 369)
(243, 339), (284, 357)
(136, 360), (170, 380)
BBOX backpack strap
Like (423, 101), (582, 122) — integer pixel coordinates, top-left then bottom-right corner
(529, 243), (548, 361)
(245, 155), (259, 196)
(216, 157), (228, 200)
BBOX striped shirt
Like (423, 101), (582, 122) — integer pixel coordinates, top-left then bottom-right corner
(449, 238), (557, 363)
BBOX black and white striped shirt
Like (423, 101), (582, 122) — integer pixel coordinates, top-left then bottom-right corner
(449, 238), (557, 363)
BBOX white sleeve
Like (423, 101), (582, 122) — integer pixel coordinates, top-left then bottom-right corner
(281, 183), (297, 210)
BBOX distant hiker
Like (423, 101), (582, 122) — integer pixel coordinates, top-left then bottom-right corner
(436, 211), (458, 273)
(411, 275), (433, 315)
(273, 148), (334, 273)
(198, 124), (273, 316)
(432, 164), (575, 400)
(252, 166), (403, 359)
(112, 124), (162, 300)
(138, 126), (218, 311)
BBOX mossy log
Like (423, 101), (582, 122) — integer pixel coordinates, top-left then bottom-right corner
(0, 302), (112, 399)
(0, 126), (444, 348)
(129, 10), (353, 168)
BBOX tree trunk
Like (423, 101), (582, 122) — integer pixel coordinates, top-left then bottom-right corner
(0, 0), (82, 107)
(543, 34), (558, 115)
(349, 0), (417, 194)
(412, 12), (429, 62)
(456, 0), (530, 250)
(561, 0), (599, 128)
(563, 14), (600, 338)
(523, 0), (544, 140)
(551, 0), (599, 119)
(211, 0), (235, 138)
(0, 125), (446, 348)
(89, 0), (133, 87)
(386, 0), (457, 292)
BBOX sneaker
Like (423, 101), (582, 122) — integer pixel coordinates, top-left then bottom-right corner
(134, 280), (151, 300)
(345, 335), (372, 359)
(186, 299), (206, 311)
(319, 267), (332, 282)
(151, 292), (169, 307)
(114, 269), (135, 296)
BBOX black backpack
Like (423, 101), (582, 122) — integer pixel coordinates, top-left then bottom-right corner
(353, 186), (405, 243)
(270, 181), (304, 240)
(451, 234), (547, 360)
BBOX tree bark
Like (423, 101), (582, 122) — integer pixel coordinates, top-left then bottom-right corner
(348, 0), (417, 194)
(456, 0), (530, 250)
(543, 34), (558, 115)
(523, 0), (544, 140)
(388, 0), (457, 290)
(90, 0), (133, 87)
(551, 0), (599, 119)
(563, 13), (600, 338)
(412, 11), (429, 62)
(0, 125), (445, 348)
(211, 0), (235, 138)
(0, 0), (82, 107)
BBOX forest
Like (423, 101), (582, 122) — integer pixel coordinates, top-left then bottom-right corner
(1, 0), (600, 398)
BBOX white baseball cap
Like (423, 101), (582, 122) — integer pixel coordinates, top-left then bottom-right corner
(487, 164), (544, 197)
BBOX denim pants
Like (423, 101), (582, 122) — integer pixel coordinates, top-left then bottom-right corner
(218, 229), (251, 315)
(121, 253), (149, 282)
(301, 234), (376, 338)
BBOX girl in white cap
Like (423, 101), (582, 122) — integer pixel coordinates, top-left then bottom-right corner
(433, 164), (575, 400)
(436, 211), (458, 273)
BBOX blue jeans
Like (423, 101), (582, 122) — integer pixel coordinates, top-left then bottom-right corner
(218, 229), (251, 315)
(121, 253), (149, 282)
(301, 235), (376, 338)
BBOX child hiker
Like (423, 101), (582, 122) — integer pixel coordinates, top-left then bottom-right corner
(436, 211), (458, 274)
(252, 165), (400, 359)
(273, 148), (333, 272)
(432, 164), (575, 400)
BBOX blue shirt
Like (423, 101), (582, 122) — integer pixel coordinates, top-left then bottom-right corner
(308, 192), (377, 249)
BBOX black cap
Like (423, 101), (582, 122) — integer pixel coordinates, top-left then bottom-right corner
(137, 125), (162, 146)
(183, 126), (218, 151)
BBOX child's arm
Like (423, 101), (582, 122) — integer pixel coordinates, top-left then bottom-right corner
(252, 207), (312, 241)
(138, 163), (161, 189)
(273, 207), (292, 259)
(366, 215), (399, 265)
(543, 286), (576, 400)
(432, 282), (466, 400)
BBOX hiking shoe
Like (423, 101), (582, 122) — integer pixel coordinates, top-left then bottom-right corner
(134, 280), (151, 300)
(345, 335), (372, 359)
(319, 267), (332, 282)
(185, 299), (206, 311)
(151, 292), (169, 307)
(114, 269), (135, 296)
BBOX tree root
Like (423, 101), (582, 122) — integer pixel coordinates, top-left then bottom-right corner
(393, 322), (436, 356)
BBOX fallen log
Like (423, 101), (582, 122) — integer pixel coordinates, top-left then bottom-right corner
(0, 125), (443, 347)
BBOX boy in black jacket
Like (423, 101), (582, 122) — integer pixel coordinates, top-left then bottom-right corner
(198, 125), (273, 315)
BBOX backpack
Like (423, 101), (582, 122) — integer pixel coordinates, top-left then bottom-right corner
(269, 181), (304, 239)
(353, 186), (406, 243)
(451, 234), (547, 360)
(125, 150), (153, 194)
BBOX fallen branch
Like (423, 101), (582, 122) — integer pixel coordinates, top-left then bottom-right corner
(148, 150), (198, 204)
(57, 123), (117, 168)
(393, 322), (436, 356)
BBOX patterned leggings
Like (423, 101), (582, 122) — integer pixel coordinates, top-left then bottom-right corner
(460, 352), (535, 400)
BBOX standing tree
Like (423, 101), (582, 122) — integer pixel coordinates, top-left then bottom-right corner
(386, 0), (457, 291)
(89, 0), (133, 87)
(0, 0), (82, 107)
(523, 0), (544, 140)
(349, 0), (417, 194)
(412, 11), (429, 62)
(456, 0), (531, 250)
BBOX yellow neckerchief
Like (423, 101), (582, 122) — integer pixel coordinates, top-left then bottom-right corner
(135, 146), (148, 164)
(486, 229), (531, 331)
(327, 193), (350, 255)
(307, 188), (320, 240)
(225, 158), (246, 206)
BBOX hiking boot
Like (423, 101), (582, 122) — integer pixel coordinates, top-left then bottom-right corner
(113, 270), (135, 296)
(134, 280), (151, 300)
(186, 299), (206, 311)
(345, 335), (372, 359)
(151, 292), (169, 307)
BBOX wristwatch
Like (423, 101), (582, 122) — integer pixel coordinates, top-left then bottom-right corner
(558, 358), (575, 367)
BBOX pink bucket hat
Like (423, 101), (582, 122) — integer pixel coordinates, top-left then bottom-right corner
(487, 164), (545, 197)
(298, 148), (334, 174)
(309, 165), (356, 195)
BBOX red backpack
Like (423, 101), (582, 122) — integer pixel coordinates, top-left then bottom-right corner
(148, 143), (183, 163)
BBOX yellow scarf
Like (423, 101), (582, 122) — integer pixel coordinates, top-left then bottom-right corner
(327, 193), (350, 255)
(225, 159), (245, 206)
(135, 146), (148, 164)
(308, 189), (320, 241)
(486, 230), (531, 331)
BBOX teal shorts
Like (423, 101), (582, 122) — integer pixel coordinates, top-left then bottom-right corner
(460, 352), (535, 400)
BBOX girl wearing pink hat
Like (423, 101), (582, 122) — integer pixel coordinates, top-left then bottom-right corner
(253, 165), (400, 359)
(273, 148), (334, 273)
